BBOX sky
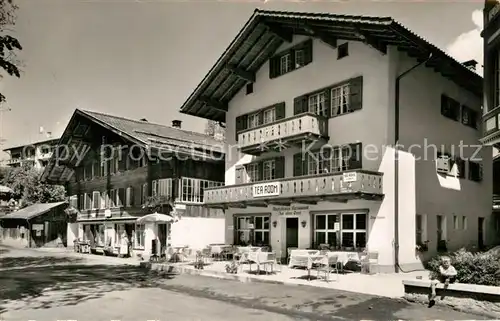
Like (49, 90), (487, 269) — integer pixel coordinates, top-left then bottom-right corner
(0, 0), (485, 157)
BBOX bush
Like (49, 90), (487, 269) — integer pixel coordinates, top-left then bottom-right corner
(426, 248), (500, 286)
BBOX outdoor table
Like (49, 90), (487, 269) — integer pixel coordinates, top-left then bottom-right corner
(211, 244), (232, 259)
(289, 253), (327, 280)
(247, 251), (274, 273)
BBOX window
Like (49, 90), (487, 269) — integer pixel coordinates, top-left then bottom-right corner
(179, 177), (223, 203)
(152, 178), (173, 197)
(295, 49), (305, 68)
(436, 152), (465, 178)
(246, 83), (253, 95)
(462, 216), (468, 230)
(493, 49), (500, 109)
(305, 145), (358, 175)
(453, 215), (459, 229)
(152, 180), (158, 197)
(486, 116), (497, 132)
(337, 43), (348, 59)
(468, 161), (483, 182)
(263, 159), (275, 181)
(441, 95), (460, 121)
(234, 215), (270, 246)
(280, 53), (291, 75)
(331, 84), (350, 116)
(79, 194), (84, 210)
(247, 112), (260, 129)
(307, 151), (328, 175)
(308, 92), (326, 116)
(437, 215), (446, 242)
(134, 224), (145, 248)
(263, 108), (276, 124)
(109, 189), (117, 208)
(92, 191), (100, 209)
(416, 214), (423, 244)
(313, 213), (367, 249)
(102, 191), (109, 209)
(461, 105), (477, 129)
(246, 163), (259, 182)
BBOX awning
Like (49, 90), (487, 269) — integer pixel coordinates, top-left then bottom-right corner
(136, 212), (176, 224)
(0, 201), (67, 221)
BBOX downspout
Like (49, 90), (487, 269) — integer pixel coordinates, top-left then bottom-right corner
(394, 53), (432, 273)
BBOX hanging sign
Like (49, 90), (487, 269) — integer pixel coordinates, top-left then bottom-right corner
(32, 224), (44, 231)
(343, 172), (357, 183)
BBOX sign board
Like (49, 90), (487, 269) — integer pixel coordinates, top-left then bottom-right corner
(174, 203), (186, 210)
(343, 172), (357, 183)
(273, 205), (309, 217)
(252, 182), (280, 198)
(248, 224), (254, 229)
(104, 209), (112, 218)
(32, 224), (44, 231)
(228, 225), (234, 231)
(334, 222), (340, 230)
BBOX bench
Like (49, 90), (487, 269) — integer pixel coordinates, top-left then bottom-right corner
(403, 279), (500, 303)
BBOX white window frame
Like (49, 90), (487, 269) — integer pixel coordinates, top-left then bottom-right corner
(253, 216), (270, 245)
(126, 187), (133, 207)
(179, 177), (223, 204)
(247, 112), (260, 129)
(295, 49), (305, 68)
(416, 214), (427, 244)
(246, 163), (259, 183)
(262, 159), (275, 181)
(152, 180), (158, 196)
(69, 195), (78, 209)
(313, 214), (338, 246)
(263, 108), (276, 124)
(331, 83), (350, 116)
(313, 213), (367, 249)
(453, 215), (459, 229)
(135, 224), (145, 249)
(234, 215), (270, 245)
(308, 92), (326, 116)
(92, 191), (100, 210)
(100, 191), (107, 209)
(437, 215), (447, 242)
(280, 53), (291, 74)
(462, 216), (468, 230)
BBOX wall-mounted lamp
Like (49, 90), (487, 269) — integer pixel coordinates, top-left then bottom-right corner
(272, 220), (277, 228)
(301, 220), (307, 228)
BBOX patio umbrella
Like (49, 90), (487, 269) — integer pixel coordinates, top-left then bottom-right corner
(136, 212), (175, 224)
(0, 185), (13, 194)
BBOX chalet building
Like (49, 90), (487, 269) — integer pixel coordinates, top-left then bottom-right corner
(180, 9), (494, 272)
(482, 0), (500, 146)
(41, 109), (225, 258)
(3, 137), (59, 169)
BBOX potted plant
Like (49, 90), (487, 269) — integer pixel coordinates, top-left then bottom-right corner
(416, 241), (429, 253)
(142, 195), (173, 214)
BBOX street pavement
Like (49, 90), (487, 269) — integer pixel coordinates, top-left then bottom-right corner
(0, 245), (487, 321)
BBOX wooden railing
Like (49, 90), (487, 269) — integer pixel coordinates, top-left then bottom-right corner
(237, 113), (328, 149)
(204, 170), (383, 205)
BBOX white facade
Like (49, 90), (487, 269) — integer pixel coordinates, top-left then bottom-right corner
(219, 36), (492, 272)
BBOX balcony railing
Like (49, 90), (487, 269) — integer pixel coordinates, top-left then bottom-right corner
(482, 106), (500, 145)
(204, 170), (383, 207)
(237, 113), (328, 154)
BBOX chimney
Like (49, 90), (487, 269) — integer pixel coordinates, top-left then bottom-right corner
(172, 120), (182, 128)
(139, 118), (148, 122)
(462, 59), (477, 71)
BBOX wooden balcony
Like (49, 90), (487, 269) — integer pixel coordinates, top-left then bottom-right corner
(237, 113), (328, 155)
(482, 106), (500, 146)
(204, 170), (384, 208)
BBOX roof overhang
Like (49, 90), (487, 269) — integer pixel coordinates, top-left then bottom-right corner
(179, 9), (483, 122)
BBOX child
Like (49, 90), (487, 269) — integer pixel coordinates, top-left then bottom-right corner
(429, 256), (457, 306)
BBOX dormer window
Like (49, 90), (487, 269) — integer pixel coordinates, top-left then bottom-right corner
(270, 39), (313, 79)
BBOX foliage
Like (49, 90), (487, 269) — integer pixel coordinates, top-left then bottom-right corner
(426, 248), (500, 286)
(0, 0), (22, 103)
(204, 120), (226, 141)
(142, 195), (172, 213)
(1, 164), (66, 207)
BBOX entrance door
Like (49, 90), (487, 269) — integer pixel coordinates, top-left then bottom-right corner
(478, 217), (485, 249)
(285, 218), (299, 256)
(158, 224), (168, 256)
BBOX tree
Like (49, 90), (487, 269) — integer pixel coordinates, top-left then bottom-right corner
(2, 164), (66, 207)
(0, 0), (22, 103)
(204, 120), (226, 141)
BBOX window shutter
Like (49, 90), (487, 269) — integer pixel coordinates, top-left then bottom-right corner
(235, 165), (246, 184)
(269, 57), (277, 79)
(294, 96), (308, 115)
(293, 152), (306, 176)
(349, 76), (363, 111)
(304, 39), (313, 65)
(456, 158), (466, 178)
(118, 188), (125, 207)
(289, 50), (296, 71)
(275, 102), (286, 120)
(275, 156), (285, 179)
(129, 187), (135, 206)
(347, 143), (362, 169)
(118, 147), (127, 171)
(235, 114), (248, 141)
(258, 161), (264, 181)
(323, 88), (331, 118)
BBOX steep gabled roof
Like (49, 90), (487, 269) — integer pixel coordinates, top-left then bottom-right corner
(179, 9), (482, 122)
(3, 138), (60, 152)
(41, 109), (225, 183)
(0, 201), (67, 221)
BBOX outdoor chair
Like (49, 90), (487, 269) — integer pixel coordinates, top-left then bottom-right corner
(363, 252), (379, 274)
(287, 247), (297, 265)
(201, 247), (212, 264)
(260, 252), (277, 275)
(316, 255), (339, 282)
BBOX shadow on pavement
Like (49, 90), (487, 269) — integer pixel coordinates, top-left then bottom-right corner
(0, 254), (174, 312)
